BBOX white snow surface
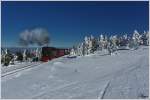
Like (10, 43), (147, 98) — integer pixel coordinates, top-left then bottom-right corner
(1, 46), (149, 99)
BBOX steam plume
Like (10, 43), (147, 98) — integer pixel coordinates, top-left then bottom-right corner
(19, 28), (50, 46)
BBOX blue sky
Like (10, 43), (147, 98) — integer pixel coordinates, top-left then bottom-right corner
(1, 1), (149, 48)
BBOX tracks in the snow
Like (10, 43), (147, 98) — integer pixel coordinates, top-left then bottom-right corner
(97, 81), (111, 99)
(1, 63), (43, 77)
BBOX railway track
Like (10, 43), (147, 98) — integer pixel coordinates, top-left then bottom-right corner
(1, 62), (43, 77)
(1, 56), (66, 78)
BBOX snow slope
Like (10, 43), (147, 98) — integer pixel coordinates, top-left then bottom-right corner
(1, 62), (42, 76)
(1, 46), (149, 99)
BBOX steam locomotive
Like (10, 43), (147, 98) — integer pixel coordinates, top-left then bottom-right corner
(41, 47), (70, 62)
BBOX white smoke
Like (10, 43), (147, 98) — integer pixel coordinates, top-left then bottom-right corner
(19, 28), (50, 46)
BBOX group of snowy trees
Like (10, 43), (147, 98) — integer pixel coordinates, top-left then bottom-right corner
(70, 30), (149, 56)
(22, 48), (42, 62)
(1, 30), (149, 66)
(1, 48), (42, 66)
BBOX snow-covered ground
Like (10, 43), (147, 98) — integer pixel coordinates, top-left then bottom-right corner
(1, 46), (149, 99)
(1, 62), (42, 77)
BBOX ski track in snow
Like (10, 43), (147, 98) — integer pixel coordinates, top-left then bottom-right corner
(97, 81), (111, 99)
(1, 46), (149, 99)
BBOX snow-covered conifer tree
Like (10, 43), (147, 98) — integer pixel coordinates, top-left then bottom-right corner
(122, 34), (130, 49)
(131, 30), (140, 49)
(35, 48), (41, 61)
(3, 49), (12, 66)
(88, 36), (93, 54)
(5, 49), (8, 55)
(107, 35), (118, 55)
(104, 35), (108, 49)
(141, 31), (149, 46)
(146, 31), (149, 45)
(81, 42), (85, 56)
(99, 34), (104, 50)
(133, 30), (140, 44)
(84, 36), (89, 55)
(77, 43), (82, 56)
(70, 45), (77, 56)
(23, 49), (27, 61)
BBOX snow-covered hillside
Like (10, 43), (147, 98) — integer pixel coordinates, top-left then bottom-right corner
(1, 46), (149, 99)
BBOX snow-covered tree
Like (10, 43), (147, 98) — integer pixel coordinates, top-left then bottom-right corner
(141, 31), (149, 46)
(23, 49), (27, 61)
(3, 49), (13, 66)
(9, 54), (15, 65)
(5, 49), (8, 55)
(84, 36), (89, 55)
(146, 31), (149, 45)
(1, 49), (5, 64)
(133, 30), (140, 44)
(70, 47), (76, 56)
(76, 43), (83, 56)
(130, 30), (140, 49)
(122, 34), (130, 49)
(88, 37), (93, 54)
(107, 35), (118, 55)
(98, 34), (104, 50)
(103, 35), (108, 49)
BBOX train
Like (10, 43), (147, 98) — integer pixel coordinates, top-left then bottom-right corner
(1, 47), (70, 64)
(41, 47), (70, 62)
